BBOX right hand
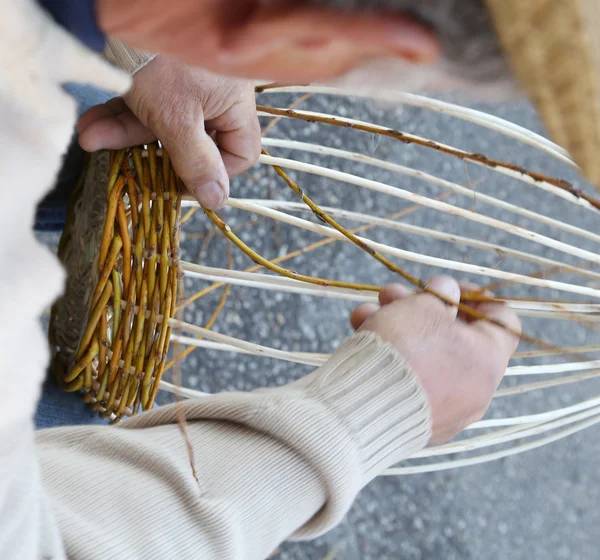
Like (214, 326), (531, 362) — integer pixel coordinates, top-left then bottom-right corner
(351, 276), (521, 445)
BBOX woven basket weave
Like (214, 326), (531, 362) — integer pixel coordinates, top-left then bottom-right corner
(50, 145), (182, 420)
(486, 0), (600, 190)
(46, 85), (600, 471)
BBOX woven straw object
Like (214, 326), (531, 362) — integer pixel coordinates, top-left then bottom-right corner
(51, 147), (182, 419)
(486, 0), (600, 190)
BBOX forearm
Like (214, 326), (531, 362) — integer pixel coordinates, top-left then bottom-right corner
(37, 332), (430, 559)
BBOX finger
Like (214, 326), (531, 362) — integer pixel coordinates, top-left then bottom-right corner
(459, 281), (494, 299)
(206, 98), (262, 178)
(471, 302), (522, 356)
(458, 281), (495, 323)
(350, 303), (379, 331)
(421, 275), (461, 319)
(76, 97), (128, 132)
(378, 284), (412, 306)
(77, 99), (157, 151)
(162, 123), (230, 211)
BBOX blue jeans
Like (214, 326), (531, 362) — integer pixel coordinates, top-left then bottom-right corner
(36, 83), (116, 430)
(35, 376), (107, 429)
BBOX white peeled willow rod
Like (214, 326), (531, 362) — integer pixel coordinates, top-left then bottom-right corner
(168, 325), (328, 368)
(383, 413), (600, 475)
(415, 423), (539, 458)
(507, 360), (600, 376)
(170, 333), (331, 363)
(181, 261), (600, 316)
(167, 318), (324, 367)
(259, 85), (575, 167)
(471, 394), (600, 429)
(258, 154), (600, 268)
(516, 309), (600, 322)
(514, 345), (600, 359)
(502, 302), (600, 313)
(235, 197), (600, 283)
(168, 317), (596, 379)
(226, 196), (600, 300)
(260, 137), (600, 245)
(257, 108), (598, 212)
(180, 261), (379, 303)
(159, 380), (210, 399)
(416, 405), (600, 459)
(495, 369), (600, 398)
(415, 403), (600, 458)
(170, 334), (251, 355)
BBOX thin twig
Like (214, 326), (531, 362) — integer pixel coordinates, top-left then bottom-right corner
(256, 105), (600, 211)
(261, 92), (313, 137)
(263, 148), (541, 346)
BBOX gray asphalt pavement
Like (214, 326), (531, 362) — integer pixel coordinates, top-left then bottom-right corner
(44, 91), (600, 559)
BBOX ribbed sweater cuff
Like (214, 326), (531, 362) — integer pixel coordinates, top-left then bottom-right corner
(290, 331), (431, 488)
(117, 330), (431, 540)
(103, 38), (155, 75)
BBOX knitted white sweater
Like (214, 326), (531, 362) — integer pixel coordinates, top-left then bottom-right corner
(0, 2), (431, 558)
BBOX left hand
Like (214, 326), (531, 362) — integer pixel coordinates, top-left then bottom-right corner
(76, 56), (261, 209)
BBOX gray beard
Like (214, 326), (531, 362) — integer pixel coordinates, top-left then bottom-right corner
(309, 0), (517, 97)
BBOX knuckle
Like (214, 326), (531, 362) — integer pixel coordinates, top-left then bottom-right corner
(247, 124), (262, 163)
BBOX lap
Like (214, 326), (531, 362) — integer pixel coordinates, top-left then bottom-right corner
(35, 375), (108, 429)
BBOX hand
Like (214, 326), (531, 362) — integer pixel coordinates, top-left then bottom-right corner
(76, 56), (261, 209)
(350, 277), (521, 445)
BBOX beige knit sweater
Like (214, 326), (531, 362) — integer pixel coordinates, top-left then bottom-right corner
(0, 3), (431, 559)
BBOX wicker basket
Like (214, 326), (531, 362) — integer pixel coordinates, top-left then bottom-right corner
(47, 87), (600, 472)
(50, 145), (182, 420)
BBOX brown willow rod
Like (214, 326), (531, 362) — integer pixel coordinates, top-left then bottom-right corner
(178, 196), (449, 311)
(262, 148), (553, 349)
(202, 209), (381, 294)
(256, 106), (600, 212)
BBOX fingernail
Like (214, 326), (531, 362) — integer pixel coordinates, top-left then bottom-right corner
(194, 182), (225, 210)
(428, 276), (461, 304)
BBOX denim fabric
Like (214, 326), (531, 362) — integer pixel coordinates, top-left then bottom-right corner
(35, 84), (115, 232)
(35, 375), (108, 429)
(37, 85), (116, 428)
(64, 83), (115, 117)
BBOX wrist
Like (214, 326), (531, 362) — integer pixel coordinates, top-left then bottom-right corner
(289, 331), (431, 487)
(264, 330), (430, 537)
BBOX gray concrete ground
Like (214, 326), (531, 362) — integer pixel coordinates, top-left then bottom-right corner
(44, 92), (600, 559)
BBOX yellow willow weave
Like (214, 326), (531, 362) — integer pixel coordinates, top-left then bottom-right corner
(51, 146), (182, 420)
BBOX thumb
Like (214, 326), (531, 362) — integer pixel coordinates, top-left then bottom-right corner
(162, 124), (230, 210)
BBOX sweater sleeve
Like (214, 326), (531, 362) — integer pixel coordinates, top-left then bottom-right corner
(37, 331), (430, 559)
(104, 37), (156, 75)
